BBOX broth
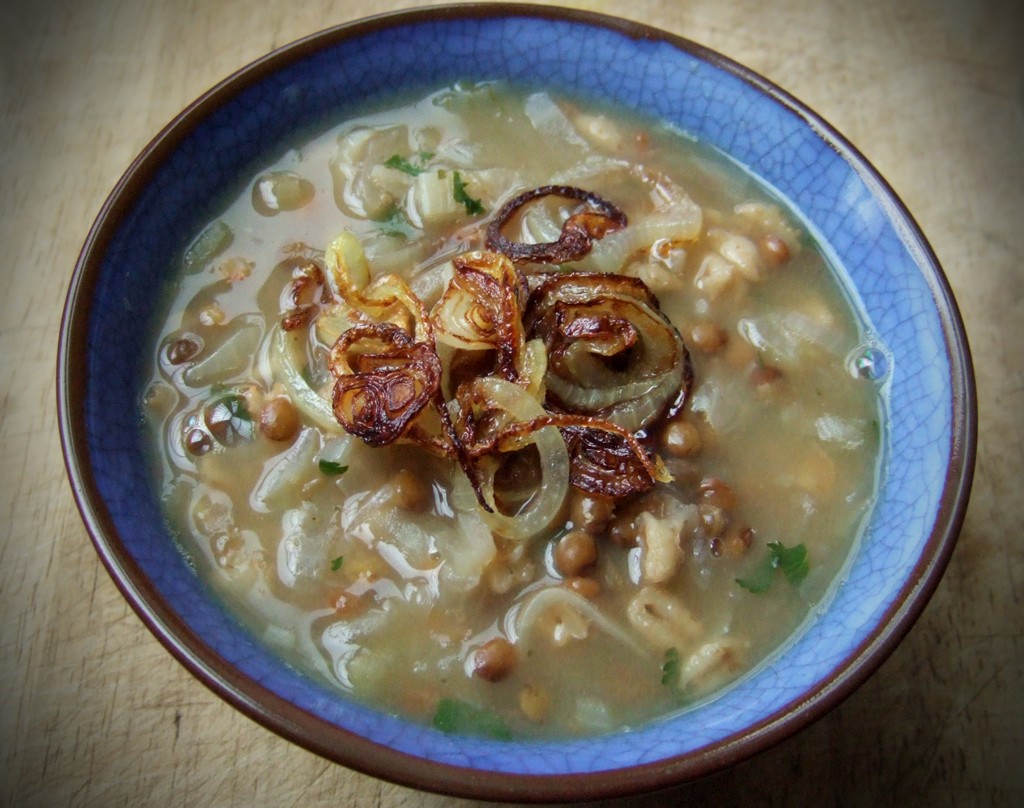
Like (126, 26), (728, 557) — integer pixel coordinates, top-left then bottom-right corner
(143, 83), (885, 739)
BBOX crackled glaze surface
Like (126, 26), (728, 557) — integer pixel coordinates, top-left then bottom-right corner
(60, 6), (973, 797)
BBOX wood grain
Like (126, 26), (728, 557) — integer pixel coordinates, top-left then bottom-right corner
(1, 0), (1021, 805)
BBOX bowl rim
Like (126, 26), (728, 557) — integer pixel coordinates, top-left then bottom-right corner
(58, 3), (977, 802)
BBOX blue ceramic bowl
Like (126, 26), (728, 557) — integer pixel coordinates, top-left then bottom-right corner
(59, 5), (976, 801)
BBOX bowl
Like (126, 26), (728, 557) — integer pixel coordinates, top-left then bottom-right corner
(58, 4), (976, 802)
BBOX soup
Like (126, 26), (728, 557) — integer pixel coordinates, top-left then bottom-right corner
(143, 83), (885, 739)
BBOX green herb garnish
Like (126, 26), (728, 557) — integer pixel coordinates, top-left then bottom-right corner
(736, 542), (809, 593)
(452, 171), (485, 215)
(318, 460), (349, 476)
(384, 151), (434, 176)
(661, 647), (681, 686)
(372, 203), (416, 239)
(432, 698), (512, 740)
(772, 541), (810, 585)
(330, 555), (344, 572)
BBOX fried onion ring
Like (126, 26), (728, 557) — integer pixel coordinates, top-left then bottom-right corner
(329, 322), (441, 446)
(486, 185), (627, 264)
(432, 251), (529, 382)
(525, 273), (691, 433)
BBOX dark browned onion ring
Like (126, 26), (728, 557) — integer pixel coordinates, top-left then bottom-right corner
(485, 185), (627, 264)
(328, 322), (441, 447)
(449, 252), (528, 382)
(559, 421), (660, 498)
(525, 272), (691, 433)
(460, 408), (664, 499)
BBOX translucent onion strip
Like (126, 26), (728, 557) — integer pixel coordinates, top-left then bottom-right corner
(269, 325), (341, 433)
(453, 377), (569, 542)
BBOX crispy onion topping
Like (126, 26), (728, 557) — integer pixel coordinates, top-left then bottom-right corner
(559, 420), (668, 497)
(486, 185), (627, 264)
(471, 411), (668, 499)
(526, 273), (691, 433)
(315, 182), (690, 531)
(280, 260), (331, 332)
(451, 377), (570, 540)
(432, 251), (529, 382)
(325, 230), (431, 341)
(328, 322), (441, 446)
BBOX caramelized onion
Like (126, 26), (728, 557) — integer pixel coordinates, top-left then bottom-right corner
(452, 377), (569, 541)
(328, 322), (441, 446)
(431, 251), (528, 382)
(325, 230), (431, 342)
(311, 195), (689, 528)
(469, 411), (669, 499)
(486, 185), (627, 264)
(526, 273), (691, 432)
(560, 421), (667, 497)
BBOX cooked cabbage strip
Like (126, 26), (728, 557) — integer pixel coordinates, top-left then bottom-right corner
(270, 325), (342, 433)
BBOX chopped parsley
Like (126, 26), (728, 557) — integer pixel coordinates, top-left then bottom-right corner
(452, 171), (485, 215)
(330, 555), (344, 572)
(432, 698), (512, 740)
(372, 203), (416, 239)
(736, 542), (809, 593)
(384, 151), (434, 176)
(318, 460), (349, 476)
(661, 647), (681, 686)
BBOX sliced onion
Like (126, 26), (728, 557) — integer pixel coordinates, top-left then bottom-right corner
(486, 186), (627, 265)
(526, 273), (690, 432)
(325, 230), (431, 342)
(431, 251), (528, 381)
(452, 377), (569, 542)
(269, 325), (340, 433)
(328, 322), (441, 447)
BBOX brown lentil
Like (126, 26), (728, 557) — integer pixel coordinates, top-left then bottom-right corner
(607, 514), (639, 548)
(564, 576), (601, 599)
(472, 637), (518, 682)
(389, 468), (432, 513)
(750, 365), (783, 388)
(555, 530), (598, 577)
(698, 503), (727, 537)
(699, 477), (738, 510)
(689, 321), (729, 353)
(569, 490), (615, 534)
(722, 527), (755, 559)
(760, 234), (791, 266)
(165, 336), (200, 365)
(259, 397), (300, 442)
(184, 428), (212, 456)
(661, 418), (702, 457)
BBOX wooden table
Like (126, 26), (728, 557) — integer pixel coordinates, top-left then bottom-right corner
(3, 0), (1021, 804)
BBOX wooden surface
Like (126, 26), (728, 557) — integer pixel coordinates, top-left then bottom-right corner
(2, 0), (1021, 805)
